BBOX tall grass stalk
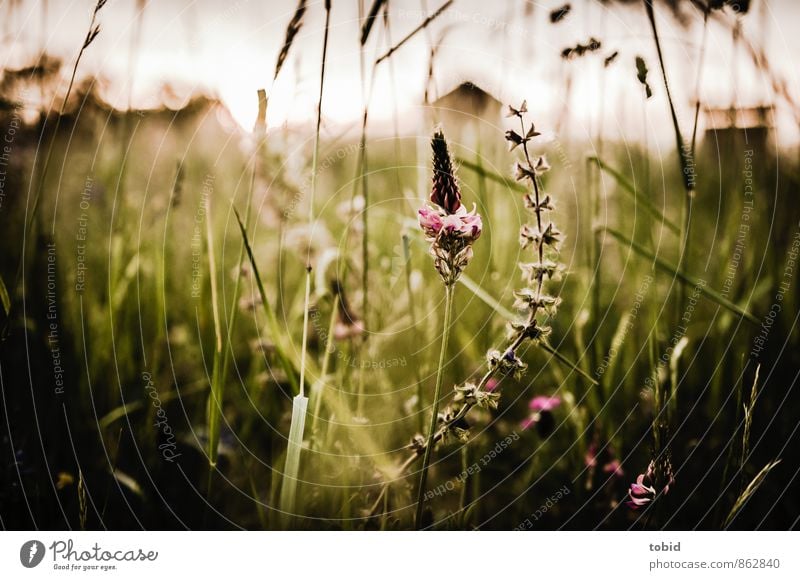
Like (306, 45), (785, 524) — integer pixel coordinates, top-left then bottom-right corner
(114, 0), (147, 202)
(668, 336), (689, 423)
(351, 0), (388, 416)
(309, 293), (339, 446)
(738, 363), (760, 493)
(355, 0), (377, 334)
(0, 278), (9, 319)
(279, 394), (309, 528)
(205, 196), (224, 467)
(690, 5), (711, 157)
(589, 4), (609, 381)
(281, 0), (331, 527)
(382, 5), (404, 202)
(360, 0), (386, 45)
(724, 459), (781, 528)
(355, 0), (372, 420)
(643, 0), (694, 320)
(208, 89), (266, 469)
(414, 283), (455, 528)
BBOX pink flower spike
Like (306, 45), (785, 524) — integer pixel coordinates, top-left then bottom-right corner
(529, 396), (561, 412)
(626, 467), (660, 510)
(485, 378), (500, 392)
(418, 204), (482, 242)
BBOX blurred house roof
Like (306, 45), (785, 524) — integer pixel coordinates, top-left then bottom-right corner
(703, 105), (774, 131)
(431, 81), (502, 119)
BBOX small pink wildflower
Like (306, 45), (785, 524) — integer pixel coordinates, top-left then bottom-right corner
(521, 395), (561, 436)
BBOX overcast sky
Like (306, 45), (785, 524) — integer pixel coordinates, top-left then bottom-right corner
(3, 0), (799, 146)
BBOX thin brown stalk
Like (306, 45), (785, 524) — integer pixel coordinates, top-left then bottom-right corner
(643, 0), (694, 326)
(360, 0), (387, 45)
(299, 0), (332, 399)
(375, 0), (453, 65)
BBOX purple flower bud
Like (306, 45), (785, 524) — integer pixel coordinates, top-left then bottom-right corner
(430, 129), (461, 214)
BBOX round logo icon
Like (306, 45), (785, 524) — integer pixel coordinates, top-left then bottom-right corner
(20, 540), (46, 568)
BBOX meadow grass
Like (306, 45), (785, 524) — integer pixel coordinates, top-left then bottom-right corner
(0, 0), (797, 532)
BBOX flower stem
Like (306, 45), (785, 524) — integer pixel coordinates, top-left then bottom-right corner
(414, 282), (455, 529)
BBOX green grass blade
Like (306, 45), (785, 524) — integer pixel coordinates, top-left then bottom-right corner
(110, 252), (140, 312)
(0, 275), (10, 317)
(99, 383), (205, 429)
(205, 198), (224, 467)
(279, 393), (309, 528)
(539, 341), (598, 387)
(668, 336), (689, 423)
(599, 226), (759, 325)
(724, 459), (781, 528)
(310, 294), (339, 446)
(101, 402), (142, 430)
(604, 310), (632, 388)
(588, 156), (680, 235)
(459, 274), (515, 320)
(233, 207), (302, 394)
